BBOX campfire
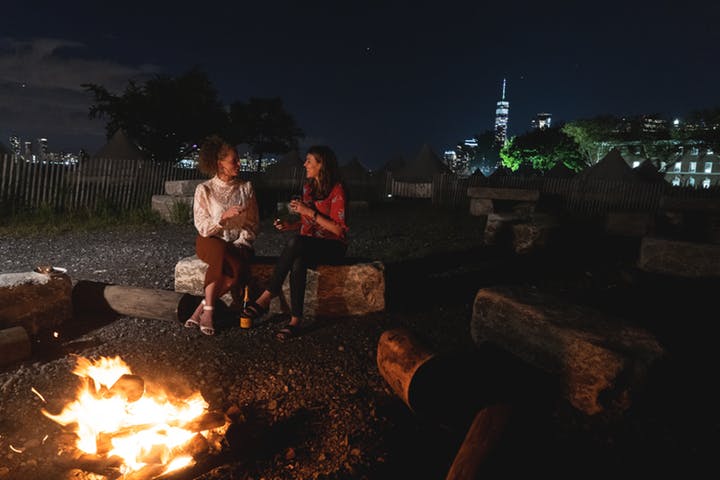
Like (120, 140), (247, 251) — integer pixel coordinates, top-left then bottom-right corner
(38, 355), (229, 479)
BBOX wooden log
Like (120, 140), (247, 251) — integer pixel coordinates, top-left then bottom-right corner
(376, 327), (435, 411)
(0, 326), (32, 367)
(471, 286), (665, 415)
(72, 280), (198, 322)
(0, 271), (73, 334)
(445, 405), (512, 480)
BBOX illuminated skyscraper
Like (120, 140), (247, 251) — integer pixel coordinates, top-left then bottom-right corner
(494, 78), (509, 146)
(531, 113), (552, 130)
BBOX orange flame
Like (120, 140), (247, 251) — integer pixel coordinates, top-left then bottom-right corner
(42, 356), (228, 477)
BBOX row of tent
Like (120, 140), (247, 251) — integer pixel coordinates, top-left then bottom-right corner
(69, 130), (667, 185)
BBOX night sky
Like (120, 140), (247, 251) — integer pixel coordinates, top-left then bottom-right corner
(2, 0), (718, 169)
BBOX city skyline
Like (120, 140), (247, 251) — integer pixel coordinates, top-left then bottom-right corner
(2, 1), (719, 169)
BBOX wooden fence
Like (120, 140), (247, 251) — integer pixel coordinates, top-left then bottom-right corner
(430, 172), (720, 216)
(0, 155), (205, 213)
(3, 154), (718, 217)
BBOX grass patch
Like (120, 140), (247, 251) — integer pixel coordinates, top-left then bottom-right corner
(169, 199), (193, 224)
(0, 204), (166, 237)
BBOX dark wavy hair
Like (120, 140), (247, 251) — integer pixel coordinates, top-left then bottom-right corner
(306, 145), (341, 199)
(198, 135), (235, 176)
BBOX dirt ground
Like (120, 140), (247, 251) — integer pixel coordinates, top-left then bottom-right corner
(0, 201), (717, 479)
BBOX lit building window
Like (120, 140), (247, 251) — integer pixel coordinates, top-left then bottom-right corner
(672, 176), (681, 186)
(660, 161), (667, 171)
(632, 161), (640, 168)
(703, 178), (712, 189)
(708, 148), (715, 155)
(674, 162), (682, 172)
(690, 162), (697, 173)
(691, 147), (699, 155)
(688, 177), (696, 187)
(705, 162), (713, 173)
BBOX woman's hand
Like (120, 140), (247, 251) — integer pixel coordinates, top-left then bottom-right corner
(273, 218), (291, 231)
(289, 199), (313, 218)
(220, 205), (246, 225)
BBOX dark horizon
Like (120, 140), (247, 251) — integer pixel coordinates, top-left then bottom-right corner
(2, 1), (719, 168)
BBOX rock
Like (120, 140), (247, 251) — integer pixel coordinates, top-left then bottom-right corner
(638, 236), (720, 277)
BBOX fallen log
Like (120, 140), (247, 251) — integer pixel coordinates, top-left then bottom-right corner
(445, 404), (512, 480)
(72, 281), (200, 323)
(376, 327), (435, 411)
(0, 326), (32, 367)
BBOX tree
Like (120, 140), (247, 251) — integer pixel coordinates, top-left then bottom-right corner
(84, 68), (229, 162)
(227, 97), (305, 171)
(561, 116), (620, 164)
(500, 125), (586, 173)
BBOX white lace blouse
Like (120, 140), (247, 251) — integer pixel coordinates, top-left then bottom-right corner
(193, 176), (259, 249)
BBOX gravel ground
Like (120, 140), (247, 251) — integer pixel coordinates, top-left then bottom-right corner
(0, 203), (715, 478)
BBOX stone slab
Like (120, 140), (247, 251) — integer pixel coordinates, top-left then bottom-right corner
(638, 236), (720, 277)
(151, 194), (194, 222)
(174, 255), (385, 317)
(467, 187), (540, 202)
(165, 179), (203, 196)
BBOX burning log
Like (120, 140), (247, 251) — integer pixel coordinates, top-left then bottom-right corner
(0, 326), (31, 367)
(72, 280), (198, 322)
(185, 411), (230, 433)
(108, 374), (145, 402)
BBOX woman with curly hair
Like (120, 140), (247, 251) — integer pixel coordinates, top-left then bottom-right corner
(184, 135), (259, 335)
(242, 145), (348, 341)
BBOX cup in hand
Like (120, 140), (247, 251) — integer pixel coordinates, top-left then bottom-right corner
(289, 194), (302, 215)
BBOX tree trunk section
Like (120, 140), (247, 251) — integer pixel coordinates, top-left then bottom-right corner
(445, 404), (512, 480)
(73, 281), (196, 322)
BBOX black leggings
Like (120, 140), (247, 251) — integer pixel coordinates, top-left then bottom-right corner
(267, 234), (346, 317)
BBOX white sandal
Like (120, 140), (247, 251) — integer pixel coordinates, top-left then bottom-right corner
(199, 305), (215, 336)
(184, 300), (205, 328)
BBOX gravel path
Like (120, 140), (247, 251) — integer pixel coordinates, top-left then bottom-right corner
(0, 204), (713, 478)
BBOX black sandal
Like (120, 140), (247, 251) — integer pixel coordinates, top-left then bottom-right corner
(275, 324), (301, 342)
(242, 301), (268, 320)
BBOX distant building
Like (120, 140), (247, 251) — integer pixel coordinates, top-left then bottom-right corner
(8, 135), (20, 156)
(494, 78), (509, 147)
(531, 113), (552, 130)
(613, 139), (719, 188)
(36, 138), (48, 159)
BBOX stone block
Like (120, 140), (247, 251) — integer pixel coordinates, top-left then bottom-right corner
(638, 237), (720, 277)
(605, 212), (654, 237)
(0, 271), (73, 335)
(483, 212), (527, 246)
(471, 286), (665, 415)
(467, 187), (540, 202)
(469, 198), (494, 216)
(151, 195), (194, 222)
(165, 179), (203, 196)
(174, 255), (385, 317)
(511, 214), (559, 254)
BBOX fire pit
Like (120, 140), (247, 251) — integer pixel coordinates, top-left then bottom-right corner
(37, 355), (229, 479)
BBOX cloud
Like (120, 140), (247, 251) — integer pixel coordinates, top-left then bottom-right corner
(0, 37), (160, 150)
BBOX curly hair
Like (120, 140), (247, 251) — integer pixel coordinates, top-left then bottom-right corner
(198, 135), (235, 176)
(306, 145), (341, 199)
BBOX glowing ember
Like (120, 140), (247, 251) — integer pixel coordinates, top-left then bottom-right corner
(42, 356), (229, 478)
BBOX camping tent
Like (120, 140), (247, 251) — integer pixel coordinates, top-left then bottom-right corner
(391, 144), (451, 198)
